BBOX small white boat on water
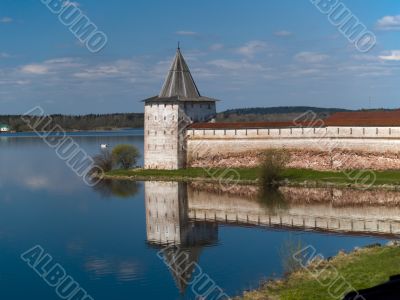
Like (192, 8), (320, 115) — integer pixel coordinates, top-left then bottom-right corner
(100, 144), (109, 149)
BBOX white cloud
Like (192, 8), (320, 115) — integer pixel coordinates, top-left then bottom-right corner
(274, 30), (293, 37)
(191, 67), (217, 79)
(21, 64), (50, 75)
(25, 176), (50, 189)
(376, 15), (400, 31)
(74, 59), (137, 79)
(20, 58), (82, 75)
(236, 40), (268, 58)
(175, 31), (198, 36)
(15, 80), (31, 85)
(0, 53), (10, 58)
(293, 68), (321, 76)
(338, 64), (392, 77)
(0, 17), (13, 23)
(352, 54), (381, 62)
(44, 57), (82, 68)
(74, 66), (121, 79)
(209, 43), (224, 51)
(208, 59), (264, 71)
(379, 50), (400, 61)
(295, 52), (329, 63)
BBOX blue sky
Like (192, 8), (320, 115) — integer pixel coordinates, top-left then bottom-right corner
(1, 0), (400, 114)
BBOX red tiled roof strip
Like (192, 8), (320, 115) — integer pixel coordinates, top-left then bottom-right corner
(188, 110), (400, 129)
(325, 110), (400, 126)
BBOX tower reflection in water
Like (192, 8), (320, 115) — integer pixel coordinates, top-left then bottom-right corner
(145, 181), (218, 293)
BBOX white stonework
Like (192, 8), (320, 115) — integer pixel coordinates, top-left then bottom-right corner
(144, 102), (216, 169)
(186, 127), (400, 163)
(186, 126), (400, 163)
(144, 103), (180, 170)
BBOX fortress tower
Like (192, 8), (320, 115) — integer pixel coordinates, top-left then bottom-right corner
(143, 47), (217, 170)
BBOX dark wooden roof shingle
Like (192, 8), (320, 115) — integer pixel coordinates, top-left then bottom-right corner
(143, 48), (218, 103)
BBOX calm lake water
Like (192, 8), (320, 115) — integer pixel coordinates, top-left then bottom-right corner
(0, 130), (394, 299)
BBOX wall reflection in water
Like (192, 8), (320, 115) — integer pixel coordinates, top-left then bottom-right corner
(96, 180), (400, 294)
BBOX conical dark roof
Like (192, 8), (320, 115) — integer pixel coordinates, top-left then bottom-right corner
(159, 48), (201, 99)
(160, 246), (202, 294)
(143, 48), (218, 103)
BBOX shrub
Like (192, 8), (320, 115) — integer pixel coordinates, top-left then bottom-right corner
(258, 187), (288, 214)
(93, 179), (139, 198)
(259, 149), (290, 187)
(112, 144), (140, 170)
(91, 150), (113, 174)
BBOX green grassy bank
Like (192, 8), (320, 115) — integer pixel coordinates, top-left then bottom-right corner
(241, 244), (400, 300)
(104, 168), (400, 188)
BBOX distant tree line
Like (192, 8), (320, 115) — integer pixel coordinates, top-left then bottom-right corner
(0, 113), (144, 132)
(216, 107), (399, 123)
(220, 106), (351, 116)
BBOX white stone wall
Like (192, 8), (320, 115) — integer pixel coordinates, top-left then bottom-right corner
(186, 126), (400, 161)
(144, 103), (180, 169)
(181, 102), (216, 122)
(144, 101), (216, 169)
(187, 126), (400, 140)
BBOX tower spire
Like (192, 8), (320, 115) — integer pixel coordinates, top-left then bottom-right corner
(159, 47), (201, 99)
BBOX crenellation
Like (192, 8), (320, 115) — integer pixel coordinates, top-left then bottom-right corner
(187, 126), (400, 140)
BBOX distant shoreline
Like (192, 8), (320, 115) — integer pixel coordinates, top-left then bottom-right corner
(0, 128), (144, 137)
(1, 128), (144, 133)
